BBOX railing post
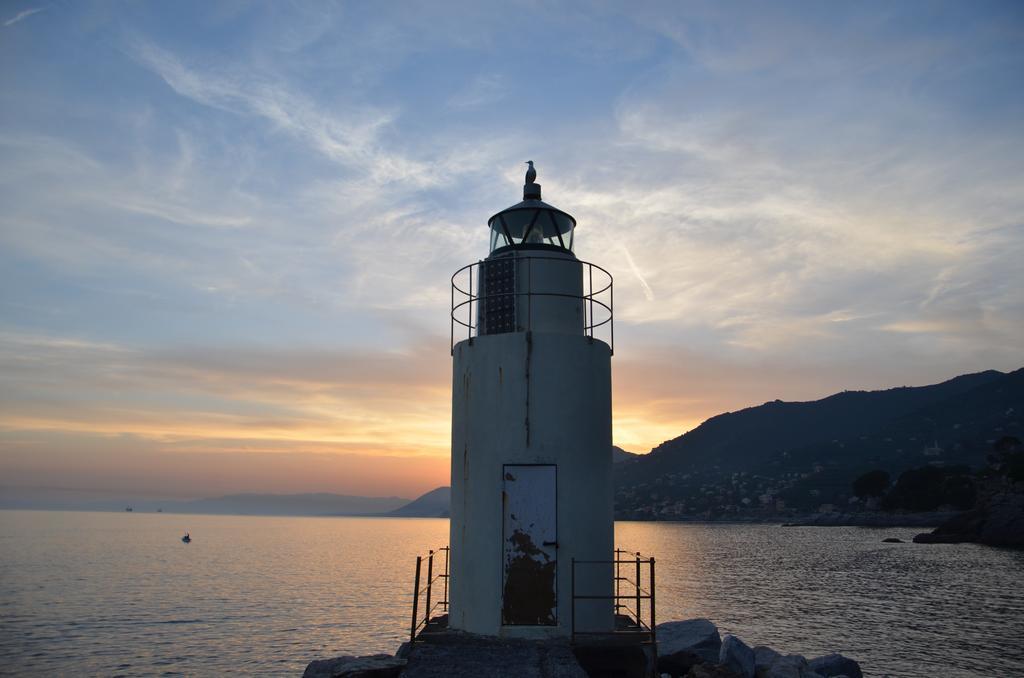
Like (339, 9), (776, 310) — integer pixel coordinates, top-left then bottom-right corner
(443, 547), (450, 611)
(650, 556), (656, 638)
(610, 276), (614, 355)
(589, 264), (594, 339)
(614, 548), (621, 615)
(410, 555), (422, 642)
(468, 265), (474, 341)
(425, 550), (434, 628)
(571, 557), (576, 644)
(635, 552), (642, 627)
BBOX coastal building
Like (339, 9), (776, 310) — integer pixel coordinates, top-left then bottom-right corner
(447, 164), (615, 638)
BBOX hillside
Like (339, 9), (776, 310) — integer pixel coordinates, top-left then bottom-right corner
(613, 445), (639, 463)
(615, 369), (1023, 518)
(388, 487), (451, 518)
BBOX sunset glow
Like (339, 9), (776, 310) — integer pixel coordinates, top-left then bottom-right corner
(2, 2), (1022, 502)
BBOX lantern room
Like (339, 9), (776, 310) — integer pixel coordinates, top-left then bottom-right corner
(487, 181), (577, 253)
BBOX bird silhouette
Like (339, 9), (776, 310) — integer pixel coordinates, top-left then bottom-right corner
(525, 160), (536, 185)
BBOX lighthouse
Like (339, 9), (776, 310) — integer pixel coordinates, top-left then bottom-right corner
(447, 163), (614, 638)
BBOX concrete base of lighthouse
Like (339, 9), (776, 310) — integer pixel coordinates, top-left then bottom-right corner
(448, 331), (614, 638)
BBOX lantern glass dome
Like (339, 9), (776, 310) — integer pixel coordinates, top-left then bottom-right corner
(487, 199), (576, 253)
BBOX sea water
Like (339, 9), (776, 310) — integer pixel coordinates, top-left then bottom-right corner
(0, 511), (1021, 677)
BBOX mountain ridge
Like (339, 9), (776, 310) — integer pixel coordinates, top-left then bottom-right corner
(619, 369), (1005, 482)
(387, 487), (450, 518)
(615, 368), (1023, 518)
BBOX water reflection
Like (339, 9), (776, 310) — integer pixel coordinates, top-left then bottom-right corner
(0, 511), (449, 676)
(1, 512), (1021, 677)
(616, 522), (1024, 678)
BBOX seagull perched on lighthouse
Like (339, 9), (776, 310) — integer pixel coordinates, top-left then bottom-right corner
(525, 160), (536, 185)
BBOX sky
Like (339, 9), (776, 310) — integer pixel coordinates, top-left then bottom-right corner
(1, 1), (1022, 502)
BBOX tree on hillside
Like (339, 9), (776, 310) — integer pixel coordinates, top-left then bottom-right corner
(852, 469), (890, 498)
(882, 465), (976, 512)
(993, 435), (1022, 453)
(986, 436), (1024, 483)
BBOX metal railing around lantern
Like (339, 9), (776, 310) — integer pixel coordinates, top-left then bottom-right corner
(450, 253), (614, 355)
(409, 546), (449, 643)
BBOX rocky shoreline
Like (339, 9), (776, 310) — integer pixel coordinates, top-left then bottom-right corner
(913, 486), (1024, 547)
(303, 618), (864, 678)
(656, 618), (861, 678)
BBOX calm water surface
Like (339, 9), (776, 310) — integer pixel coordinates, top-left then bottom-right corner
(0, 511), (1021, 676)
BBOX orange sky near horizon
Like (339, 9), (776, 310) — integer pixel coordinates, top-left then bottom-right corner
(3, 328), (1017, 501)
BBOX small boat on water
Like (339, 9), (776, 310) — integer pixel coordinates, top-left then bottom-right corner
(182, 533), (191, 543)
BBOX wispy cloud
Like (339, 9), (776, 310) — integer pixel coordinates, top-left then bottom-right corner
(0, 133), (260, 271)
(617, 242), (655, 302)
(130, 39), (444, 188)
(3, 7), (42, 27)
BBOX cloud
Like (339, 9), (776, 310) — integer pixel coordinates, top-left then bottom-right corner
(0, 133), (261, 277)
(131, 39), (441, 187)
(539, 21), (1024, 362)
(0, 331), (452, 455)
(3, 7), (42, 27)
(617, 241), (655, 301)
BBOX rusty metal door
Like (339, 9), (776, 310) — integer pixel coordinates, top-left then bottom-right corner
(502, 464), (557, 625)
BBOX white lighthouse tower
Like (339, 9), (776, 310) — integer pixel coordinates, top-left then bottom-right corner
(447, 164), (614, 638)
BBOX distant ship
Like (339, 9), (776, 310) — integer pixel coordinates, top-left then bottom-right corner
(182, 533), (191, 543)
(125, 507), (133, 512)
(157, 508), (163, 513)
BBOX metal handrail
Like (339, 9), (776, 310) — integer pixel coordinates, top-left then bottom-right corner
(411, 544), (654, 646)
(570, 548), (656, 644)
(450, 253), (614, 355)
(409, 546), (450, 642)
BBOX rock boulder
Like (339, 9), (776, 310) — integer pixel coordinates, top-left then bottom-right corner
(719, 634), (755, 678)
(752, 646), (822, 678)
(657, 618), (722, 665)
(914, 487), (1024, 547)
(808, 653), (862, 678)
(302, 654), (406, 678)
(658, 649), (705, 678)
(687, 664), (743, 678)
